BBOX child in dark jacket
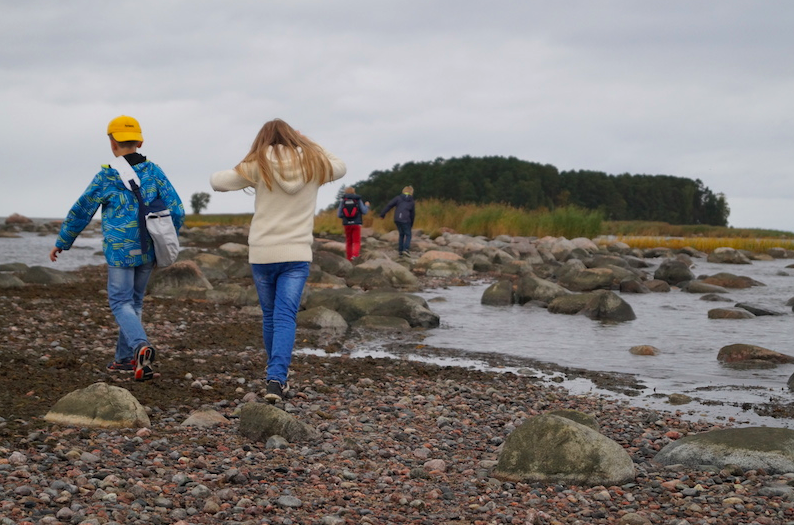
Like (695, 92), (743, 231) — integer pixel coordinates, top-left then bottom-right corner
(337, 186), (369, 261)
(379, 185), (415, 256)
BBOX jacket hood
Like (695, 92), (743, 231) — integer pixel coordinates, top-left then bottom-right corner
(267, 145), (308, 194)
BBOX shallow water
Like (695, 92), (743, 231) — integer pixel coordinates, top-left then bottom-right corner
(410, 258), (794, 426)
(0, 230), (105, 270)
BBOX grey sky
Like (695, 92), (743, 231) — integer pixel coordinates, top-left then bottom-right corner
(2, 1), (793, 232)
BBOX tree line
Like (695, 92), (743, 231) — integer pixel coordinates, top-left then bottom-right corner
(349, 156), (730, 226)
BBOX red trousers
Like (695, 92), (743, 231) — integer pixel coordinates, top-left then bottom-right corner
(344, 224), (361, 260)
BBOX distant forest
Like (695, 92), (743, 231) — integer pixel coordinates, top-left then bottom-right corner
(349, 156), (730, 226)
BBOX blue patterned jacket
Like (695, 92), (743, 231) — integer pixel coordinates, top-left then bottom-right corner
(56, 155), (185, 267)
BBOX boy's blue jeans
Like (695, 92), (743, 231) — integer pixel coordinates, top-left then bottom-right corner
(396, 221), (412, 253)
(108, 262), (154, 363)
(251, 261), (309, 384)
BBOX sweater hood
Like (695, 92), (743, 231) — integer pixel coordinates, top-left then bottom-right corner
(267, 145), (308, 194)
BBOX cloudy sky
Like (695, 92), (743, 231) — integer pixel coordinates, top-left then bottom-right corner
(2, 1), (793, 232)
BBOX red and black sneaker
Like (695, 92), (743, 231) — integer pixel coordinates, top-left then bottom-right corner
(134, 345), (157, 382)
(106, 359), (135, 373)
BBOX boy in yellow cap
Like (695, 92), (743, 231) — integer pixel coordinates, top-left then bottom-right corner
(49, 115), (185, 381)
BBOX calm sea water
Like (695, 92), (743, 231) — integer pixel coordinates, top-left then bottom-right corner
(0, 230), (105, 270)
(404, 258), (794, 427)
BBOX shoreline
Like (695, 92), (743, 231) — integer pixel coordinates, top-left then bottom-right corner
(4, 264), (794, 522)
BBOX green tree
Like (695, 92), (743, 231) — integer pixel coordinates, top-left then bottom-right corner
(190, 192), (211, 214)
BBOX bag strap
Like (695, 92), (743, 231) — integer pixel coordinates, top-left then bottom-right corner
(111, 156), (148, 254)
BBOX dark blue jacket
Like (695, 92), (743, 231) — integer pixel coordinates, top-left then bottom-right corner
(337, 193), (369, 226)
(380, 193), (415, 225)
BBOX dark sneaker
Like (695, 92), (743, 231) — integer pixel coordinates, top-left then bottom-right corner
(264, 380), (289, 403)
(106, 359), (135, 372)
(134, 345), (156, 382)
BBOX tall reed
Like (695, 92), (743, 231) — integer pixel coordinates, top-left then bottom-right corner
(313, 199), (603, 239)
(614, 236), (794, 253)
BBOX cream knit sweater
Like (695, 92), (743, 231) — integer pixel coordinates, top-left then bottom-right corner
(210, 146), (346, 264)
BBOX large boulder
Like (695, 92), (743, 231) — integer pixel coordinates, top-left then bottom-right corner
(707, 308), (756, 319)
(548, 293), (593, 315)
(493, 413), (635, 486)
(702, 272), (765, 289)
(516, 274), (571, 304)
(413, 250), (472, 278)
(734, 303), (787, 316)
(653, 259), (694, 285)
(346, 258), (419, 290)
(0, 273), (25, 288)
(239, 403), (319, 443)
(580, 290), (637, 322)
(314, 250), (353, 277)
(5, 213), (33, 225)
(205, 283), (259, 306)
(297, 306), (349, 331)
(44, 382), (150, 429)
(481, 280), (515, 306)
(336, 291), (440, 328)
(681, 281), (728, 294)
(717, 344), (794, 364)
(20, 266), (75, 285)
(149, 260), (213, 296)
(557, 267), (622, 292)
(655, 427), (794, 474)
(707, 247), (751, 264)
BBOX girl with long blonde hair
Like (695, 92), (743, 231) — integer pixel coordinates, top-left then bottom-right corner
(211, 118), (346, 402)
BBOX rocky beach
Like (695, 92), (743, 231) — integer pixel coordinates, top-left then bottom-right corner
(3, 221), (794, 524)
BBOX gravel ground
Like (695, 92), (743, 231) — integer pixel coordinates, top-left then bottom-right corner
(2, 265), (794, 524)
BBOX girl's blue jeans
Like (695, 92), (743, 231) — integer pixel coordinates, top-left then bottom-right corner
(251, 261), (310, 384)
(107, 262), (154, 363)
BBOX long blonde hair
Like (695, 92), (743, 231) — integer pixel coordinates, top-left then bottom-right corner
(235, 118), (333, 190)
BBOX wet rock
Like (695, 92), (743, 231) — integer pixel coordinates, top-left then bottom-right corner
(668, 393), (692, 405)
(707, 308), (756, 319)
(653, 259), (694, 285)
(350, 315), (411, 331)
(701, 272), (765, 289)
(682, 281), (728, 294)
(717, 343), (794, 364)
(644, 279), (671, 292)
(481, 279), (515, 306)
(629, 345), (660, 356)
(619, 279), (650, 293)
(547, 293), (593, 315)
(700, 293), (733, 302)
(516, 273), (570, 304)
(580, 290), (637, 322)
(734, 302), (787, 316)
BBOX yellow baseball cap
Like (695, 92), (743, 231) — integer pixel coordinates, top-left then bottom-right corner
(107, 115), (143, 142)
